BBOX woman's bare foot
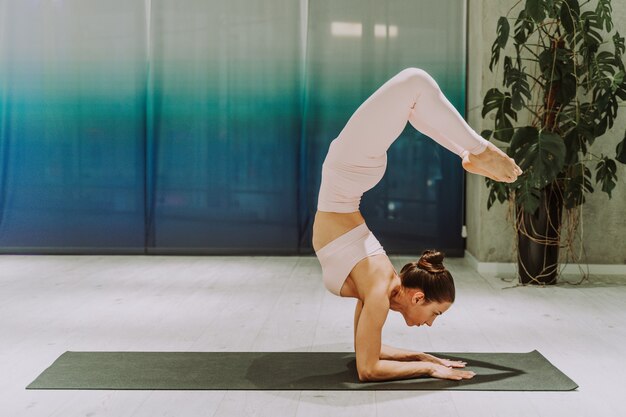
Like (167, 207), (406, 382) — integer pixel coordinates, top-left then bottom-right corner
(463, 143), (522, 183)
(462, 156), (499, 181)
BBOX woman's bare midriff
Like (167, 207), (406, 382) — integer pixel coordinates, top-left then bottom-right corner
(312, 210), (366, 252)
(312, 210), (396, 298)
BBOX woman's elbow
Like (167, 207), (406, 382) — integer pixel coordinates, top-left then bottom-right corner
(357, 364), (377, 382)
(357, 368), (372, 382)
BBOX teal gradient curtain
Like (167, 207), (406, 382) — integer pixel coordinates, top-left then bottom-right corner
(0, 0), (467, 255)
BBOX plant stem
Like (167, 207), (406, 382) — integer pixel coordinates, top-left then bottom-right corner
(521, 105), (542, 120)
(524, 72), (545, 88)
(520, 44), (541, 60)
(506, 0), (523, 17)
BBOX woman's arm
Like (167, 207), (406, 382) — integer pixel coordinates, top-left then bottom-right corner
(381, 345), (468, 368)
(355, 300), (420, 360)
(354, 299), (468, 368)
(354, 294), (434, 382)
(380, 344), (422, 361)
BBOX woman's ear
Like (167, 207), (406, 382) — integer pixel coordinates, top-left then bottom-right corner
(412, 291), (425, 305)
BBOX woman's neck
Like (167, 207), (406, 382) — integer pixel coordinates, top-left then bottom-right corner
(388, 275), (403, 312)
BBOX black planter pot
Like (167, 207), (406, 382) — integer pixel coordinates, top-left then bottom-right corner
(516, 182), (563, 285)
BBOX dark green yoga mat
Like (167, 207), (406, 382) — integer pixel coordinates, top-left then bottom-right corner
(27, 350), (577, 391)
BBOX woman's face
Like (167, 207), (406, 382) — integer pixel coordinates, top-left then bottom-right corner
(403, 291), (452, 327)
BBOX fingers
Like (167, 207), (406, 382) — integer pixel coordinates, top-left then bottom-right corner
(457, 369), (476, 378)
(433, 365), (476, 380)
(450, 370), (476, 380)
(444, 360), (467, 368)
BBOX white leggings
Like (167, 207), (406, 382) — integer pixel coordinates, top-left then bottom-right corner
(317, 67), (488, 213)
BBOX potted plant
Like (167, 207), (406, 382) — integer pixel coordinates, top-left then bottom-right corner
(481, 0), (626, 284)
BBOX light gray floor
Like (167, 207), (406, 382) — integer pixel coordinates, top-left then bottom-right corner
(1, 254), (624, 417)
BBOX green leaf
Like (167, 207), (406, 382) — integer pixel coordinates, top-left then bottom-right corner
(525, 0), (546, 23)
(580, 34), (600, 69)
(509, 127), (566, 187)
(614, 71), (625, 89)
(563, 129), (580, 165)
(535, 131), (567, 180)
(575, 103), (597, 147)
(616, 132), (626, 164)
(582, 12), (604, 42)
(544, 0), (557, 19)
(514, 9), (534, 44)
(482, 88), (502, 118)
(489, 17), (510, 72)
(515, 178), (542, 214)
(495, 112), (515, 142)
(561, 109), (596, 162)
(563, 163), (593, 209)
(615, 81), (626, 100)
(503, 56), (513, 87)
(538, 49), (555, 79)
(595, 115), (608, 137)
(596, 0), (613, 32)
(510, 126), (538, 162)
(560, 0), (580, 34)
(481, 88), (517, 142)
(546, 44), (577, 106)
(613, 31), (625, 58)
(486, 178), (510, 210)
(504, 67), (532, 110)
(594, 89), (619, 134)
(490, 40), (501, 72)
(557, 74), (577, 105)
(595, 157), (617, 198)
(496, 16), (510, 49)
(480, 129), (493, 140)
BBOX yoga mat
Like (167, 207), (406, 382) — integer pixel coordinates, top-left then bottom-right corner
(27, 350), (578, 391)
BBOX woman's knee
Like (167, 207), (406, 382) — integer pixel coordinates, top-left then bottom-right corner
(397, 67), (440, 93)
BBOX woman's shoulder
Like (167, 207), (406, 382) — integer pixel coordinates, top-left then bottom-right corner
(350, 254), (396, 299)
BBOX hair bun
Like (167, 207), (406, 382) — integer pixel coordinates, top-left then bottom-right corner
(417, 249), (445, 273)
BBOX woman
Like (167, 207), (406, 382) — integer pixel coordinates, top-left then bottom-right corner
(312, 68), (522, 382)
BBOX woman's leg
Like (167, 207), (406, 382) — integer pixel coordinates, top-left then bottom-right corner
(334, 67), (522, 181)
(335, 67), (488, 158)
(406, 69), (488, 159)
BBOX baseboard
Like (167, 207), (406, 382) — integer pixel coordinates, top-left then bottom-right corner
(464, 250), (626, 275)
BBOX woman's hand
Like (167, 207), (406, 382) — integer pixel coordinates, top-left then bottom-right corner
(429, 363), (476, 381)
(417, 353), (467, 368)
